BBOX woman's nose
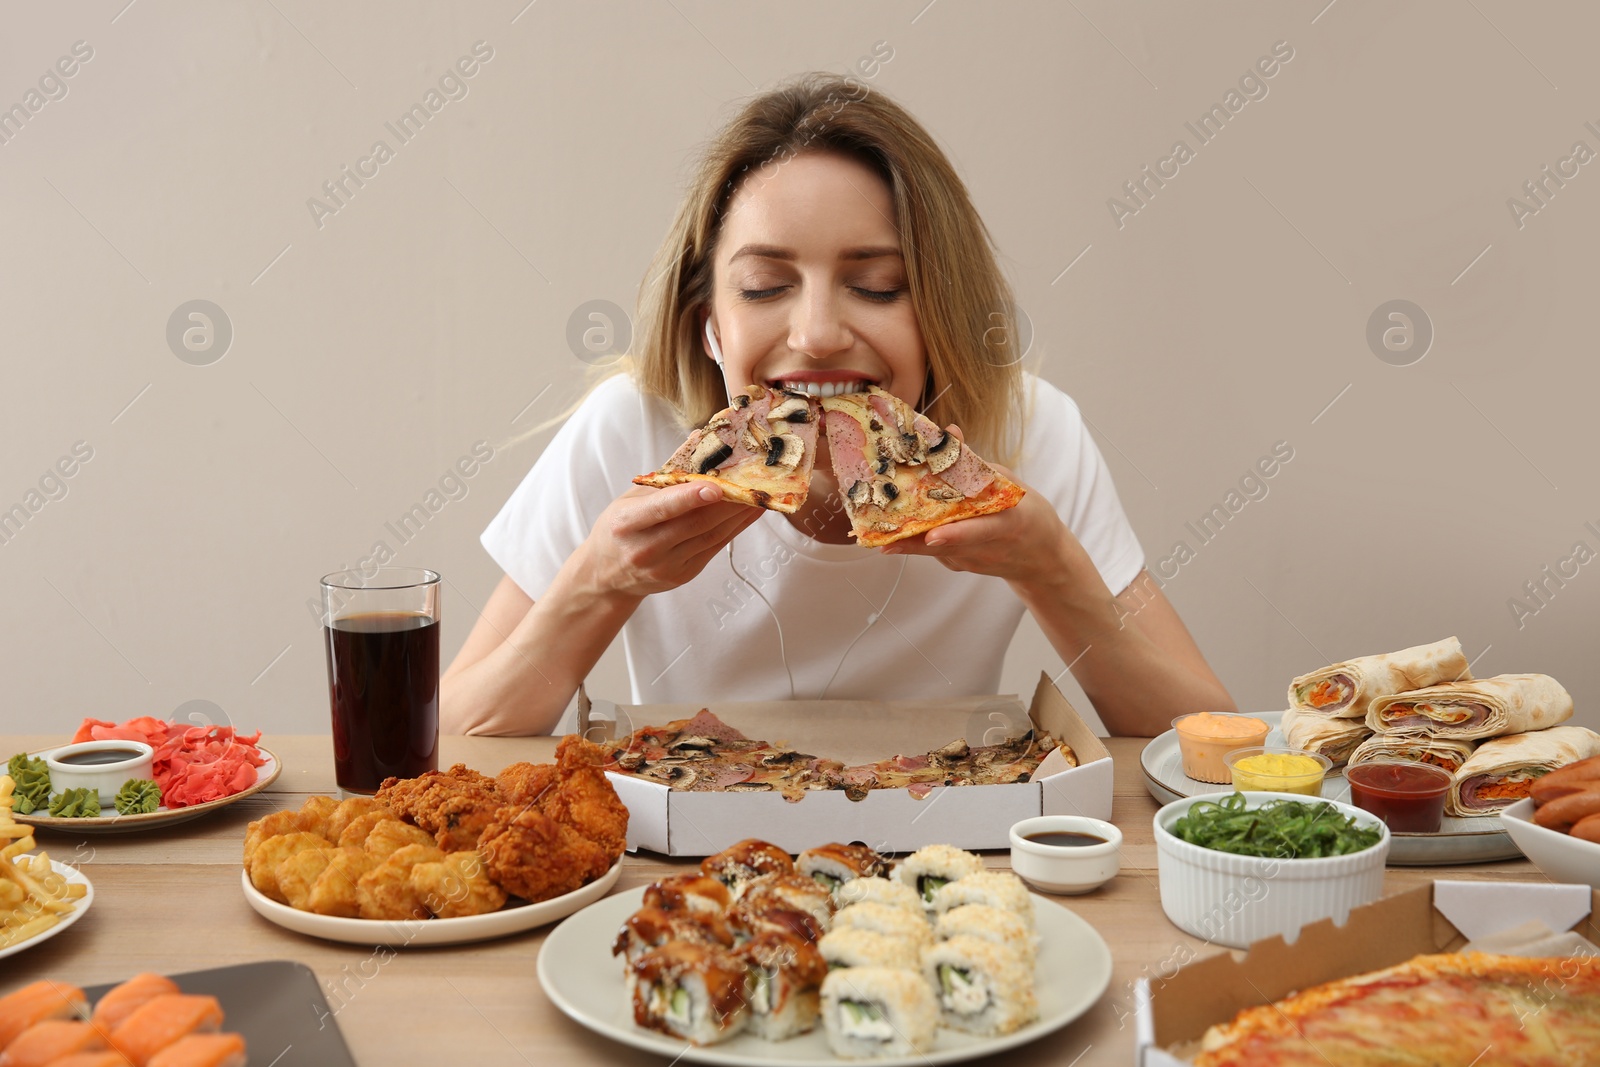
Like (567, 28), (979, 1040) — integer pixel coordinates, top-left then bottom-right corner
(787, 288), (852, 359)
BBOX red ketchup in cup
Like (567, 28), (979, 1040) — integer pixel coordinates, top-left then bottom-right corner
(1345, 761), (1452, 832)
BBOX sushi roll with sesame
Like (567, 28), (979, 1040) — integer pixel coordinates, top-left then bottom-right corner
(893, 845), (983, 911)
(728, 899), (824, 945)
(739, 874), (836, 933)
(931, 871), (1035, 931)
(145, 1032), (247, 1067)
(701, 839), (794, 898)
(817, 927), (920, 972)
(831, 903), (934, 950)
(821, 967), (937, 1058)
(835, 877), (923, 916)
(612, 906), (736, 966)
(734, 930), (828, 1040)
(796, 843), (888, 893)
(640, 874), (732, 917)
(935, 904), (1037, 966)
(108, 995), (223, 1067)
(0, 982), (86, 1051)
(628, 942), (749, 1046)
(921, 934), (1037, 1035)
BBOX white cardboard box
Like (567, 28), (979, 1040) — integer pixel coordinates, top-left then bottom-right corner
(1134, 880), (1600, 1066)
(577, 673), (1112, 856)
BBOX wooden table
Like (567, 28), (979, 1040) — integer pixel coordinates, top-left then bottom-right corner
(6, 735), (1537, 1065)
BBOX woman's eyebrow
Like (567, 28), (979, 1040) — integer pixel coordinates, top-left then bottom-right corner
(727, 243), (903, 263)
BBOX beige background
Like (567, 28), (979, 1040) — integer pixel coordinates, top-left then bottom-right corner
(1, 0), (1595, 739)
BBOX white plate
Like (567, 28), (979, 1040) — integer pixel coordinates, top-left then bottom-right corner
(242, 858), (622, 946)
(537, 886), (1113, 1066)
(0, 859), (94, 961)
(1139, 712), (1520, 866)
(1500, 797), (1600, 889)
(15, 748), (281, 835)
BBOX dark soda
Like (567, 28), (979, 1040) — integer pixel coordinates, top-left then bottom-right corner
(325, 610), (439, 793)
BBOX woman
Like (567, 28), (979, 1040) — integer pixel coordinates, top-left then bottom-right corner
(443, 73), (1234, 736)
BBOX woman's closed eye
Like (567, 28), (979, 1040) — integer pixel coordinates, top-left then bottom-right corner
(736, 285), (905, 302)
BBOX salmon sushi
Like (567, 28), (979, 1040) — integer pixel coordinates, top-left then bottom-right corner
(145, 1033), (246, 1067)
(29, 1054), (131, 1067)
(88, 976), (180, 1036)
(0, 1019), (105, 1067)
(0, 982), (86, 1050)
(107, 996), (222, 1067)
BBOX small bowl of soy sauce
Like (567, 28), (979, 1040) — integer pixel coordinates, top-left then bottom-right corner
(1008, 815), (1122, 895)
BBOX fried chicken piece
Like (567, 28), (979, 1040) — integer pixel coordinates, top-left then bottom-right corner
(277, 846), (338, 910)
(541, 736), (630, 858)
(376, 763), (506, 852)
(326, 796), (387, 841)
(411, 850), (507, 918)
(477, 806), (616, 903)
(495, 761), (557, 808)
(308, 848), (377, 917)
(363, 819), (438, 860)
(357, 843), (444, 921)
(250, 832), (331, 903)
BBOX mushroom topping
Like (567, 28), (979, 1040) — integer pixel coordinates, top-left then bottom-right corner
(689, 435), (734, 474)
(733, 392), (751, 409)
(767, 396), (811, 423)
(765, 433), (805, 469)
(846, 480), (871, 508)
(670, 735), (718, 751)
(934, 739), (971, 761)
(925, 431), (960, 474)
(643, 765), (698, 788)
(616, 749), (647, 771)
(724, 782), (773, 792)
(870, 479), (900, 509)
(884, 431), (925, 466)
(875, 455), (892, 475)
(927, 486), (962, 501)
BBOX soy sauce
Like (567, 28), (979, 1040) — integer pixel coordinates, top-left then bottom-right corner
(57, 747), (144, 766)
(1023, 831), (1107, 847)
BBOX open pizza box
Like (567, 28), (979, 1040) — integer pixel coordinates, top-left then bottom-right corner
(1134, 879), (1600, 1066)
(576, 672), (1111, 856)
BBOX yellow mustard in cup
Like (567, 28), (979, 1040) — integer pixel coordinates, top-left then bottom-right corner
(1226, 747), (1331, 796)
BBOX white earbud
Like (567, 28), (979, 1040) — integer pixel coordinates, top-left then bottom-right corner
(704, 318), (725, 366)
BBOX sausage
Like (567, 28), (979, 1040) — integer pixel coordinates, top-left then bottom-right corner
(1531, 785), (1600, 832)
(1531, 755), (1600, 805)
(1570, 812), (1600, 844)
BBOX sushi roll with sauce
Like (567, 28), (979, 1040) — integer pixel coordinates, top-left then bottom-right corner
(931, 871), (1034, 931)
(628, 942), (749, 1046)
(108, 995), (223, 1067)
(935, 904), (1037, 967)
(145, 1032), (247, 1067)
(701, 839), (794, 898)
(817, 928), (920, 972)
(734, 931), (828, 1040)
(89, 975), (181, 1036)
(831, 903), (933, 950)
(611, 907), (735, 966)
(893, 845), (983, 911)
(796, 843), (888, 892)
(921, 934), (1037, 1036)
(0, 1020), (106, 1067)
(728, 900), (823, 945)
(835, 877), (922, 916)
(820, 967), (937, 1058)
(739, 874), (835, 933)
(0, 982), (86, 1051)
(640, 874), (732, 917)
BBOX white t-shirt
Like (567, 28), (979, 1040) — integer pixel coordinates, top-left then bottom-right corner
(481, 373), (1144, 706)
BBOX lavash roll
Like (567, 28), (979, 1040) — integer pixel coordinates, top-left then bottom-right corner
(1287, 637), (1471, 720)
(1446, 726), (1600, 816)
(1346, 733), (1478, 775)
(1279, 708), (1372, 766)
(1367, 674), (1573, 740)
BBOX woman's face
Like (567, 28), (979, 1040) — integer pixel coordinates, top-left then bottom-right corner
(706, 151), (927, 406)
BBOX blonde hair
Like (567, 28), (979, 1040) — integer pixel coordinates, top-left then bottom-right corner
(628, 72), (1026, 462)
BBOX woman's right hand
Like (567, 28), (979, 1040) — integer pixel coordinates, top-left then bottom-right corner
(578, 483), (763, 599)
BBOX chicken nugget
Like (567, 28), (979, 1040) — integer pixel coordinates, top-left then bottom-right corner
(243, 809), (316, 866)
(277, 845), (338, 911)
(411, 850), (507, 918)
(308, 848), (377, 917)
(250, 831), (332, 903)
(363, 819), (438, 859)
(336, 810), (393, 849)
(327, 796), (387, 840)
(357, 843), (442, 921)
(298, 794), (340, 840)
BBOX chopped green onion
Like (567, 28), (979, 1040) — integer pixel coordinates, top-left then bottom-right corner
(1170, 793), (1380, 858)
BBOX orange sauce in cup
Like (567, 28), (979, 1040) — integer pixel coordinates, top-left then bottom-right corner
(1173, 713), (1271, 783)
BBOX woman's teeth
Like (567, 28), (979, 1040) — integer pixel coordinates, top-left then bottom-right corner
(773, 380), (870, 398)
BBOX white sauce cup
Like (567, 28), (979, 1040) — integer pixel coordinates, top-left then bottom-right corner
(44, 740), (156, 806)
(1008, 814), (1122, 895)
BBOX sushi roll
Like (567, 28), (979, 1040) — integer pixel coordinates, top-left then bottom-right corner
(612, 907), (735, 966)
(640, 874), (732, 917)
(921, 934), (1037, 1036)
(734, 930), (828, 1040)
(893, 845), (983, 911)
(628, 942), (749, 1046)
(727, 900), (823, 945)
(108, 995), (222, 1067)
(831, 903), (934, 950)
(817, 928), (920, 972)
(701, 839), (794, 898)
(0, 1020), (105, 1067)
(935, 904), (1037, 966)
(24, 1054), (131, 1067)
(145, 1032), (247, 1067)
(796, 843), (888, 892)
(89, 975), (181, 1035)
(834, 877), (923, 916)
(0, 982), (86, 1051)
(820, 967), (937, 1058)
(739, 874), (835, 933)
(931, 871), (1035, 931)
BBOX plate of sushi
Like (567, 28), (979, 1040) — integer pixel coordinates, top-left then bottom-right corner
(0, 962), (357, 1066)
(537, 839), (1113, 1065)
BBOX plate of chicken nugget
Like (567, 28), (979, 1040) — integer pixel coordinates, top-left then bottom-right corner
(240, 737), (629, 946)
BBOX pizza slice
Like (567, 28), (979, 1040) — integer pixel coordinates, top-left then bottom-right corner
(820, 385), (1025, 547)
(633, 385), (820, 513)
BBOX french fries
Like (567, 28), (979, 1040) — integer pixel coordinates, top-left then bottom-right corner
(0, 774), (88, 949)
